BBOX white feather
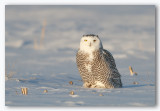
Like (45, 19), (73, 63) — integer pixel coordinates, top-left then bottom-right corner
(95, 81), (105, 87)
(85, 64), (92, 72)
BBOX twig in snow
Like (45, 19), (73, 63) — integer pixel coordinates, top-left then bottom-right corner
(129, 66), (138, 76)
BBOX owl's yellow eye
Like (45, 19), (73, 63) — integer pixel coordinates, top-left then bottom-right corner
(84, 40), (87, 42)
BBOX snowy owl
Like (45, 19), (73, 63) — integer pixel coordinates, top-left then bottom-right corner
(76, 34), (122, 88)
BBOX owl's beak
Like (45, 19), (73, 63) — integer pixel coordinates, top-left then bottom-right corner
(89, 42), (91, 47)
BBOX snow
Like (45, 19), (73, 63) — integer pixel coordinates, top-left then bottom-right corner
(5, 5), (155, 106)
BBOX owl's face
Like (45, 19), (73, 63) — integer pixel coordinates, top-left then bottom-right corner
(79, 35), (103, 52)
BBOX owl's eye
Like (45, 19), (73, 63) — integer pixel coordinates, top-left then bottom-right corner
(84, 40), (87, 42)
(93, 40), (96, 42)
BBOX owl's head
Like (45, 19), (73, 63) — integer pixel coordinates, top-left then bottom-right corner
(79, 34), (103, 52)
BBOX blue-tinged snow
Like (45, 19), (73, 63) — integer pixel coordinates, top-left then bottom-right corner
(5, 5), (155, 106)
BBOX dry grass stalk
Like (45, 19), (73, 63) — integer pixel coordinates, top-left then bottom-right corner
(69, 81), (73, 85)
(99, 93), (104, 96)
(5, 63), (16, 80)
(70, 91), (74, 95)
(43, 89), (48, 93)
(34, 38), (38, 50)
(7, 72), (16, 78)
(129, 66), (138, 76)
(133, 81), (139, 85)
(21, 87), (28, 95)
(40, 20), (46, 48)
(129, 66), (134, 76)
(33, 20), (47, 50)
(5, 70), (16, 80)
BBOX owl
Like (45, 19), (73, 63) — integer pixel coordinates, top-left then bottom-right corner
(76, 34), (122, 88)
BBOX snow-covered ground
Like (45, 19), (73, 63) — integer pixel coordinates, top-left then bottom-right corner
(5, 5), (155, 106)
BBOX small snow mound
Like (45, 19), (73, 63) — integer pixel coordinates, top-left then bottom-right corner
(64, 101), (84, 106)
(69, 94), (79, 98)
(129, 102), (147, 106)
(6, 40), (24, 48)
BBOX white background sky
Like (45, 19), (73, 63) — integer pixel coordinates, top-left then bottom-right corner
(0, 0), (160, 111)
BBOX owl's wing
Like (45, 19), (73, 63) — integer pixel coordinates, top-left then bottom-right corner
(102, 49), (121, 78)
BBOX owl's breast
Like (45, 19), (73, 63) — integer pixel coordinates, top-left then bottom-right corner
(91, 50), (111, 74)
(77, 52), (93, 73)
(84, 51), (101, 73)
(77, 50), (104, 74)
